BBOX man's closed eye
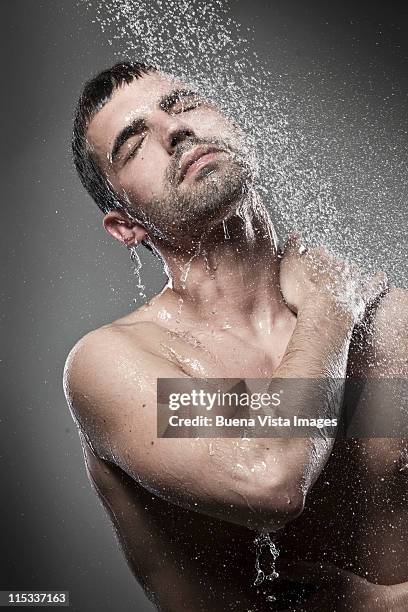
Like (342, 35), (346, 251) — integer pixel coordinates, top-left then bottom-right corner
(124, 137), (145, 163)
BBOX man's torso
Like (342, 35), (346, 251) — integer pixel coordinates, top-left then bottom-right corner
(81, 288), (408, 611)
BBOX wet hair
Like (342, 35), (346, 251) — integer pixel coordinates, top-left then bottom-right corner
(71, 61), (157, 245)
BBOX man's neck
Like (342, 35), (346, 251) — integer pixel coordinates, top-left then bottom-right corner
(157, 195), (291, 335)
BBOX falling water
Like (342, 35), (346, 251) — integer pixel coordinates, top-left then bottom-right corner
(253, 531), (280, 606)
(129, 244), (147, 300)
(222, 219), (230, 240)
(79, 0), (407, 603)
(82, 0), (407, 287)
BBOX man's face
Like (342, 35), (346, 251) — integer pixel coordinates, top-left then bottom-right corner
(86, 71), (252, 242)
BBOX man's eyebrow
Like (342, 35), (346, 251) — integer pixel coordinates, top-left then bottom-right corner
(110, 89), (198, 163)
(111, 117), (145, 164)
(158, 88), (199, 112)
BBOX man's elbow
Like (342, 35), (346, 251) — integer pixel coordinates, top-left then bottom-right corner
(237, 474), (306, 532)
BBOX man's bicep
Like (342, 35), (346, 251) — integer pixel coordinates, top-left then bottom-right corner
(63, 327), (184, 461)
(63, 329), (221, 507)
(64, 328), (307, 530)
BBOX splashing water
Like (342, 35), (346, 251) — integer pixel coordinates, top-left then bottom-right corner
(82, 0), (407, 286)
(129, 245), (147, 300)
(222, 219), (230, 240)
(74, 6), (407, 608)
(253, 531), (279, 587)
(180, 241), (202, 288)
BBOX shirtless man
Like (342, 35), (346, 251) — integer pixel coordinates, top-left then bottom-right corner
(64, 61), (408, 611)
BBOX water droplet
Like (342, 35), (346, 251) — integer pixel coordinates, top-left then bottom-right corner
(253, 532), (279, 586)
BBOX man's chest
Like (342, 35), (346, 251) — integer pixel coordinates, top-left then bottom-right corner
(155, 324), (289, 378)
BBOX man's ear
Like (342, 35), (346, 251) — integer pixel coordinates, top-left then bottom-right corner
(103, 211), (148, 247)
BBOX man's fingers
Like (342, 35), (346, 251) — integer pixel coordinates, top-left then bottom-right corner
(367, 271), (388, 294)
(281, 233), (309, 267)
(283, 232), (303, 253)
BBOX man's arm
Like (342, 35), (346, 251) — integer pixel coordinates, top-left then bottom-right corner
(369, 286), (408, 377)
(62, 325), (357, 533)
(77, 430), (173, 605)
(78, 431), (157, 580)
(64, 311), (349, 532)
(279, 287), (408, 610)
(63, 241), (386, 532)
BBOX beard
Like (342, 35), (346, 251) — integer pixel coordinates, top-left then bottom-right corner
(128, 137), (253, 244)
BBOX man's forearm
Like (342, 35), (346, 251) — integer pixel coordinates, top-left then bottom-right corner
(199, 297), (356, 531)
(233, 296), (354, 440)
(276, 297), (355, 379)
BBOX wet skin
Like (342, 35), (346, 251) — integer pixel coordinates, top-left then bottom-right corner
(69, 284), (408, 612)
(66, 71), (408, 611)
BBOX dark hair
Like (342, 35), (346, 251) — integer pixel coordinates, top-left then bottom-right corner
(72, 61), (157, 216)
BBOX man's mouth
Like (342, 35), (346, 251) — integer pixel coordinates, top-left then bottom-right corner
(178, 146), (226, 184)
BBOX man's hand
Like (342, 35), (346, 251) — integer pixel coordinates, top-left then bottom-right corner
(280, 560), (407, 612)
(279, 234), (388, 321)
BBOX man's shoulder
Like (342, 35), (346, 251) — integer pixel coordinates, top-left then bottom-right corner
(370, 286), (408, 373)
(64, 319), (152, 369)
(67, 294), (174, 362)
(371, 286), (407, 344)
(62, 317), (171, 455)
(63, 318), (163, 413)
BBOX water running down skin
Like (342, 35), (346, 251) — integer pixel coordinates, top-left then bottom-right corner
(64, 67), (408, 611)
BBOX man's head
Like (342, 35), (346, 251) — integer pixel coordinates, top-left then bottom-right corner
(72, 61), (252, 250)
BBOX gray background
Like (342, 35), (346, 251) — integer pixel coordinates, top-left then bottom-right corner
(2, 1), (407, 611)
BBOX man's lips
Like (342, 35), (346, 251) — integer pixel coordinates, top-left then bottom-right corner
(178, 146), (225, 183)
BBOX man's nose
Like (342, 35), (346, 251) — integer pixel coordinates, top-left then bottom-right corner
(169, 127), (195, 151)
(154, 114), (195, 154)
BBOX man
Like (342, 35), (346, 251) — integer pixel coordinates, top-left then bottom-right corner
(64, 62), (408, 611)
